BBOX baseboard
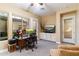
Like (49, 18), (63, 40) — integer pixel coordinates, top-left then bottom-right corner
(56, 42), (61, 44)
(40, 39), (57, 43)
(0, 49), (7, 53)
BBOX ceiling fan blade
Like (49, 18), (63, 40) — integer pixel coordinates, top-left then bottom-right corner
(39, 3), (43, 5)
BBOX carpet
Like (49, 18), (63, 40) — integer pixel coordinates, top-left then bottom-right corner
(0, 40), (58, 56)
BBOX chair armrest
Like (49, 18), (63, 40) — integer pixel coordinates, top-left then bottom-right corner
(58, 44), (79, 50)
(60, 49), (79, 56)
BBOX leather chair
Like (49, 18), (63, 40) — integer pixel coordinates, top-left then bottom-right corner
(50, 44), (79, 56)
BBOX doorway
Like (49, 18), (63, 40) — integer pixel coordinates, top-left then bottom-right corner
(61, 13), (76, 44)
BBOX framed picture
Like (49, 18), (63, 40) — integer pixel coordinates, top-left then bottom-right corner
(44, 24), (56, 33)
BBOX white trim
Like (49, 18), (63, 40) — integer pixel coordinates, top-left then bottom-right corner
(56, 42), (61, 44)
(0, 49), (7, 53)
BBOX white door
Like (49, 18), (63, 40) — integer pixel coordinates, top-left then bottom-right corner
(62, 15), (76, 43)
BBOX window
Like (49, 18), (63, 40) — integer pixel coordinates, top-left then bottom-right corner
(12, 15), (22, 33)
(23, 18), (29, 29)
(12, 15), (29, 34)
(0, 12), (8, 41)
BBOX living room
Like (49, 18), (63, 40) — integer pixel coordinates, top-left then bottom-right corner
(0, 3), (79, 56)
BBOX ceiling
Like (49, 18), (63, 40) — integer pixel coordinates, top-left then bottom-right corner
(13, 3), (78, 16)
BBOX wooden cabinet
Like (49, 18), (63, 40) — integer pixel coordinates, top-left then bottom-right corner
(40, 33), (46, 40)
(39, 33), (56, 42)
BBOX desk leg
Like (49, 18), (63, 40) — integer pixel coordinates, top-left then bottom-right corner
(20, 47), (21, 52)
(25, 41), (29, 50)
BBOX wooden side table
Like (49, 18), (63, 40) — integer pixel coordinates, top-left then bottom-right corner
(8, 43), (16, 53)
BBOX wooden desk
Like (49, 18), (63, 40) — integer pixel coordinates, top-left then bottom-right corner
(17, 39), (26, 52)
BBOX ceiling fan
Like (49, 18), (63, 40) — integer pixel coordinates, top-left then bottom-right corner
(30, 3), (44, 6)
(25, 3), (46, 13)
(29, 3), (46, 10)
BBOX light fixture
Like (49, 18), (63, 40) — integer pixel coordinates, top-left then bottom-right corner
(29, 3), (45, 10)
(30, 3), (44, 7)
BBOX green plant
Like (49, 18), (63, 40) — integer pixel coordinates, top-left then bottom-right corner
(26, 29), (35, 35)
